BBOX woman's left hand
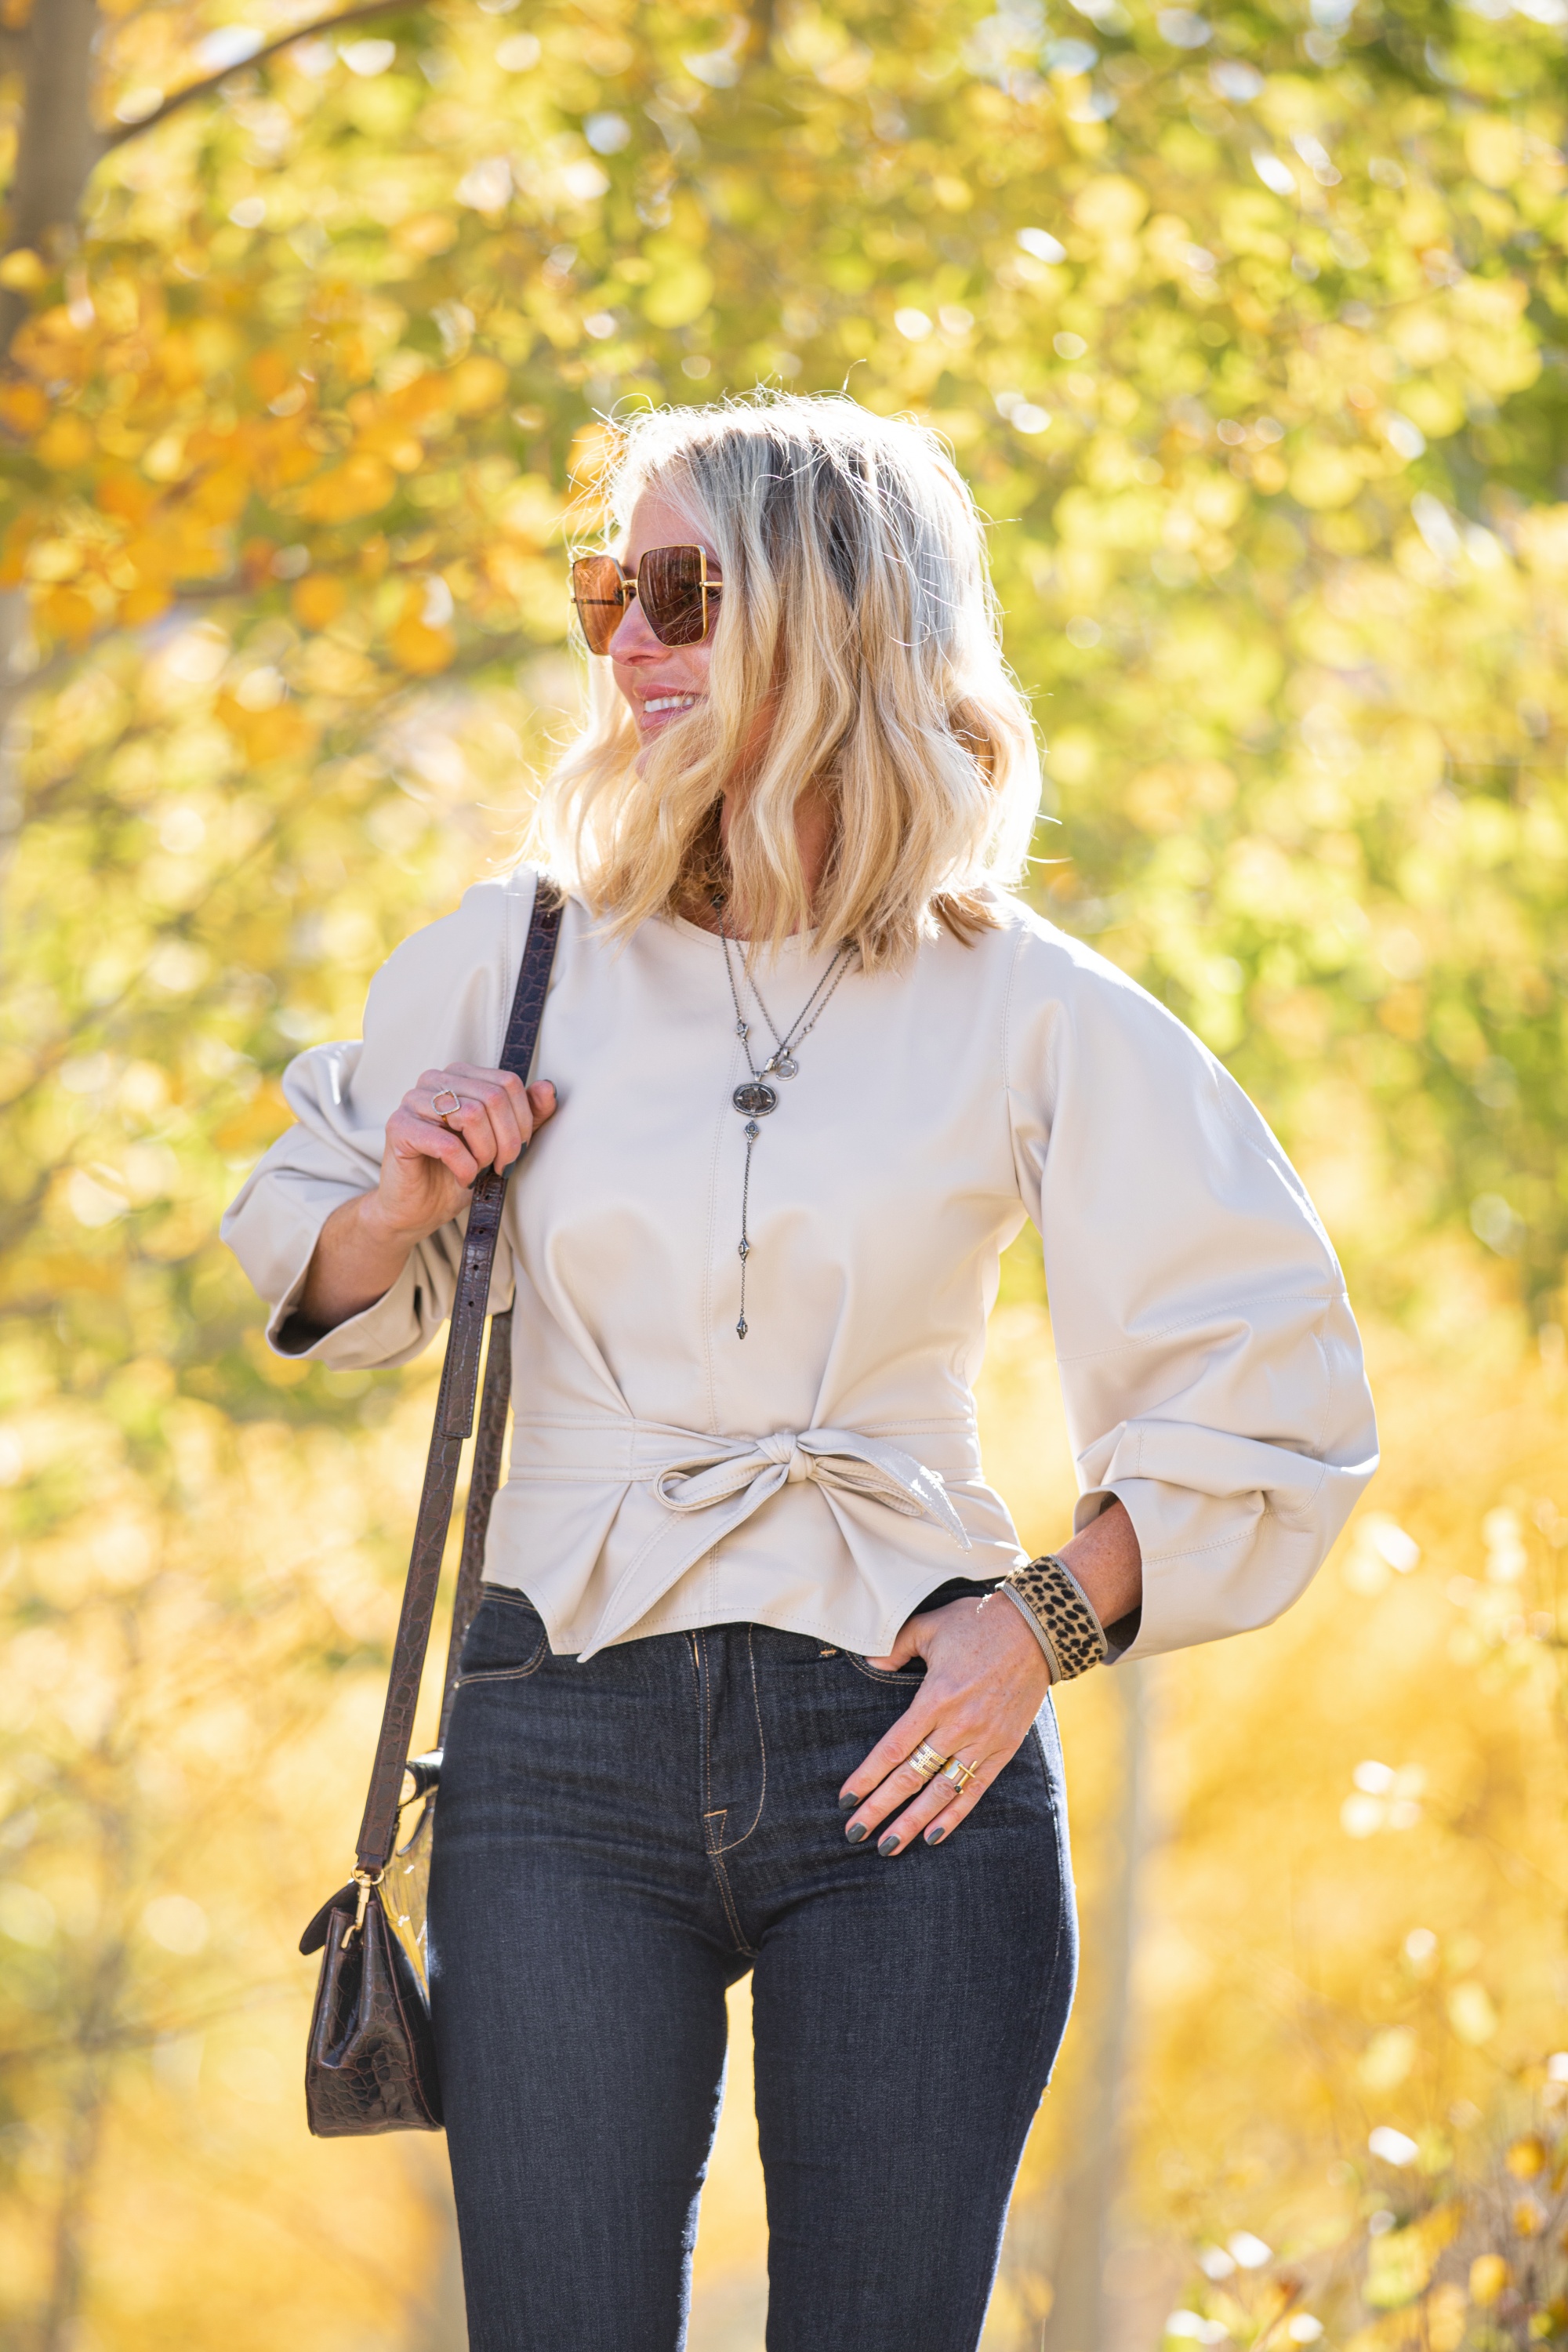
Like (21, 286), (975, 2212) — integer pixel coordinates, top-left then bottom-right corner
(839, 1591), (1051, 1856)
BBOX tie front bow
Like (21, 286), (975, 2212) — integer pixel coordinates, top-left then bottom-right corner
(652, 1426), (971, 1548)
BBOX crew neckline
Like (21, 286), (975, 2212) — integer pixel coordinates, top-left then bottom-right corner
(666, 909), (826, 956)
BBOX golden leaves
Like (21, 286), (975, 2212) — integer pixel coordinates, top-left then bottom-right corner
(641, 248), (716, 329)
(296, 450), (398, 523)
(0, 246), (47, 291)
(1465, 118), (1526, 190)
(1072, 176), (1149, 238)
(388, 585), (456, 674)
(0, 380), (48, 437)
(1365, 2203), (1461, 2310)
(188, 466), (250, 524)
(214, 691), (315, 766)
(446, 354), (509, 415)
(210, 1081), (292, 1157)
(1289, 441), (1370, 511)
(393, 212), (459, 258)
(1126, 760), (1237, 837)
(1507, 2136), (1548, 2180)
(34, 416), (95, 471)
(289, 575), (346, 632)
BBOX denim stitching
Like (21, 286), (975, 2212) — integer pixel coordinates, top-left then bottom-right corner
(1029, 1706), (1076, 2093)
(455, 1597), (548, 1683)
(709, 1626), (768, 1857)
(694, 1630), (764, 1950)
(707, 1841), (759, 1956)
(844, 1654), (924, 1686)
(455, 1644), (546, 1685)
(696, 1632), (714, 1823)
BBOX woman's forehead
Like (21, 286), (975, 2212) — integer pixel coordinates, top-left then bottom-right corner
(622, 482), (720, 568)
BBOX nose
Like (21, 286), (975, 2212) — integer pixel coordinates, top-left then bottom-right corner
(608, 590), (660, 664)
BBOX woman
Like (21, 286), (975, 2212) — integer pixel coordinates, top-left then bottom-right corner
(224, 394), (1377, 2352)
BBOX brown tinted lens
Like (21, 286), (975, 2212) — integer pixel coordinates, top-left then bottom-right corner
(637, 545), (717, 647)
(571, 556), (629, 655)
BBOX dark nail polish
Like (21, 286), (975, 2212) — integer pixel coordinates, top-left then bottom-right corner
(845, 1821), (869, 1844)
(838, 1792), (858, 1812)
(927, 1826), (946, 1845)
(878, 1833), (900, 1857)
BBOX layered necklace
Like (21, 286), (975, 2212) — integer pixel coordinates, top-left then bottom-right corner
(715, 899), (855, 1338)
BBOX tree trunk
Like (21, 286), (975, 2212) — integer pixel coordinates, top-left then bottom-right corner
(2, 0), (102, 346)
(0, 0), (101, 927)
(1042, 1664), (1149, 2352)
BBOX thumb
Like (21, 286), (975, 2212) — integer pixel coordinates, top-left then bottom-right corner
(866, 1619), (924, 1673)
(527, 1080), (558, 1127)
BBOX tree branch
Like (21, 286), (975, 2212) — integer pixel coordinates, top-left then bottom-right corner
(100, 1), (429, 151)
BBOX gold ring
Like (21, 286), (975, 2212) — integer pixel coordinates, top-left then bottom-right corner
(908, 1740), (950, 1782)
(939, 1756), (979, 1791)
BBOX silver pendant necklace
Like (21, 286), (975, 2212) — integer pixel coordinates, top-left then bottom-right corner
(715, 899), (855, 1338)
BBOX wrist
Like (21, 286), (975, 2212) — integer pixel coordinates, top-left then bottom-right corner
(354, 1189), (430, 1257)
(1000, 1555), (1109, 1686)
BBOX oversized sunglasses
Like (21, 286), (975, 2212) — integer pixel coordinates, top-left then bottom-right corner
(569, 544), (721, 656)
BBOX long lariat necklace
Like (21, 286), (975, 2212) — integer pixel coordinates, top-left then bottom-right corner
(716, 900), (855, 1338)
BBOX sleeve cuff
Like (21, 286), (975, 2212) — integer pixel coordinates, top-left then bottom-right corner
(263, 1233), (441, 1370)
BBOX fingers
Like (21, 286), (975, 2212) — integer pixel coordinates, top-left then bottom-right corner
(838, 1593), (1049, 1857)
(840, 1713), (996, 1856)
(409, 1066), (556, 1174)
(385, 1103), (483, 1189)
(878, 1749), (997, 1853)
(839, 1694), (937, 1824)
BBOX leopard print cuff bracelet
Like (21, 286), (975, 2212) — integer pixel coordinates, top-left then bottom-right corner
(1000, 1554), (1109, 1684)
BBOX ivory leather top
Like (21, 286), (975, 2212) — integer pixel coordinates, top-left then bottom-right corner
(221, 865), (1377, 1662)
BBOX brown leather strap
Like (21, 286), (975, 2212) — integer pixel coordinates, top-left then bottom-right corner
(438, 1305), (513, 1744)
(354, 882), (562, 1873)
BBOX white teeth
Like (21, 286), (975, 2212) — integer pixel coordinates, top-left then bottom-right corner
(644, 695), (699, 713)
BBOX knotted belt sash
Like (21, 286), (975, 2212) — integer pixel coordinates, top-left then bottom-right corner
(510, 1421), (973, 1657)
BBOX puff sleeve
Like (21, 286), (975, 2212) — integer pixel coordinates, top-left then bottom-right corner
(1005, 920), (1378, 1660)
(220, 866), (539, 1368)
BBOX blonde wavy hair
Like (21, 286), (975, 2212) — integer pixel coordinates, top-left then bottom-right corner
(533, 393), (1041, 968)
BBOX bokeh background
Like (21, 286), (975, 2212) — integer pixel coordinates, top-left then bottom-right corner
(1, 2), (1566, 2347)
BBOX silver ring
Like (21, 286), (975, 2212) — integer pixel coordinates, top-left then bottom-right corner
(908, 1740), (950, 1783)
(431, 1087), (462, 1124)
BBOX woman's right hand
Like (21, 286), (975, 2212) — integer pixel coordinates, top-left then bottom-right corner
(376, 1063), (558, 1242)
(296, 1065), (557, 1333)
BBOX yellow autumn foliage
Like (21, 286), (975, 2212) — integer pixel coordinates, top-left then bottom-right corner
(1, 2), (1566, 2348)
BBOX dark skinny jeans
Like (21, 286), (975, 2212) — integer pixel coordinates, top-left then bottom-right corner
(428, 1579), (1077, 2352)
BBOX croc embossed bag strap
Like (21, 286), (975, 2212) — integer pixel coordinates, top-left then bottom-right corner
(297, 878), (563, 2136)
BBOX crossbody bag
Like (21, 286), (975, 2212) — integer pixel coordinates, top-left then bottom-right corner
(296, 880), (563, 2135)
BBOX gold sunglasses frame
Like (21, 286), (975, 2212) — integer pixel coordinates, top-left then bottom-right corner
(568, 544), (722, 653)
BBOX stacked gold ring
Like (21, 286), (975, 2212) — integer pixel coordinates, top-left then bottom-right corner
(939, 1756), (979, 1791)
(908, 1740), (950, 1782)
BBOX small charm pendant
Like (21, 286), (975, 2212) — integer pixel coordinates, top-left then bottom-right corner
(766, 1052), (799, 1080)
(732, 1080), (778, 1117)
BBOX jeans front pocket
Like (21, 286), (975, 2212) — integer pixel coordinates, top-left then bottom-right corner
(844, 1653), (927, 1688)
(457, 1587), (549, 1683)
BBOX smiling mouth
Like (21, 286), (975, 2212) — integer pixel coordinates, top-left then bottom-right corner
(641, 693), (702, 716)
